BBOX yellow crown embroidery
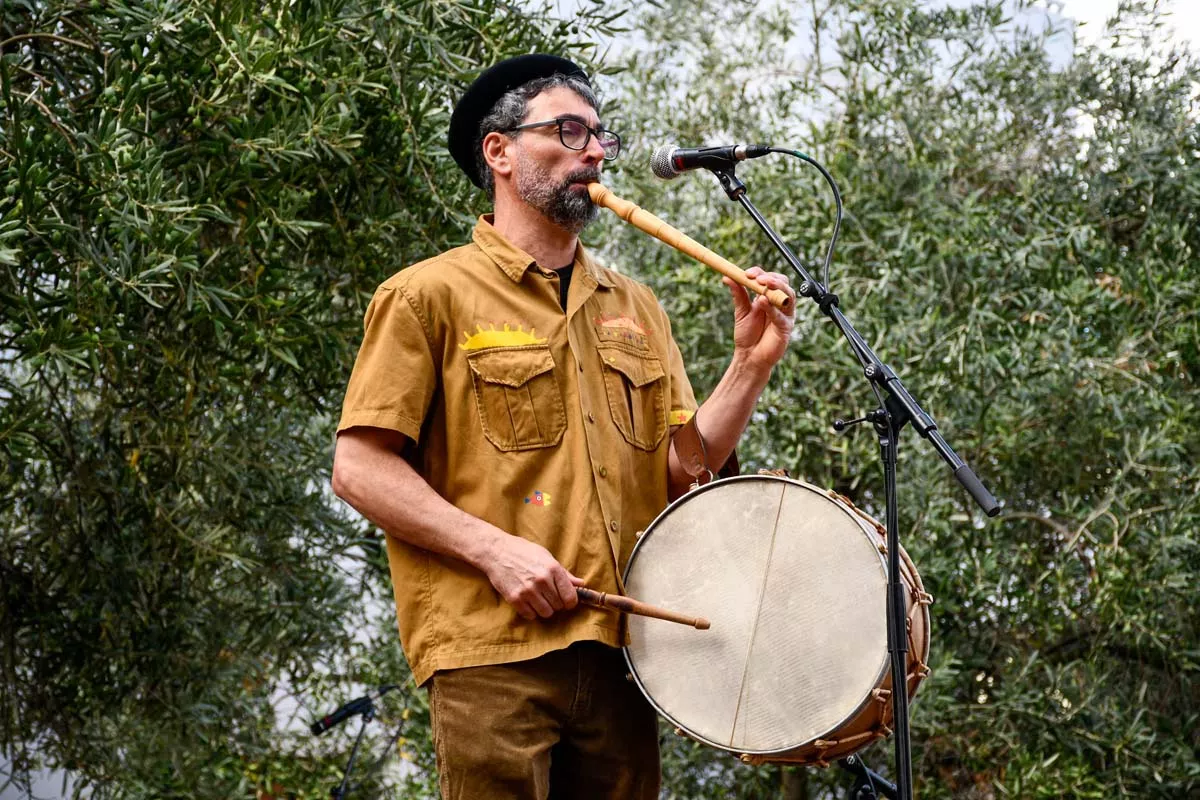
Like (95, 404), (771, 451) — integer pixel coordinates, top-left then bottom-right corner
(459, 323), (547, 351)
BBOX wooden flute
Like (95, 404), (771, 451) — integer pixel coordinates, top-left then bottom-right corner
(587, 183), (794, 314)
(577, 587), (711, 630)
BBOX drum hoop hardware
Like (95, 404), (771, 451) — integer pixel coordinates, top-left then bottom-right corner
(740, 729), (888, 770)
(826, 488), (887, 536)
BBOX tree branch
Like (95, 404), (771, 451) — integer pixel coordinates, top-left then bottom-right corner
(0, 33), (91, 53)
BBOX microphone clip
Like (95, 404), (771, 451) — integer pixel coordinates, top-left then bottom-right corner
(712, 166), (747, 201)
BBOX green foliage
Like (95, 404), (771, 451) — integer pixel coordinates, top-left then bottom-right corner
(3, 0), (1197, 797)
(0, 0), (620, 796)
(602, 0), (1199, 797)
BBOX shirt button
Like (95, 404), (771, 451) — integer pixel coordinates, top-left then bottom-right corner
(587, 412), (596, 424)
(598, 465), (608, 478)
(609, 520), (618, 532)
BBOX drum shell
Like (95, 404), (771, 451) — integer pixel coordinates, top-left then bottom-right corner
(621, 475), (932, 767)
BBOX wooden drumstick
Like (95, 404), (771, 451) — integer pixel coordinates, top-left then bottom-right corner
(587, 182), (794, 314)
(577, 587), (711, 630)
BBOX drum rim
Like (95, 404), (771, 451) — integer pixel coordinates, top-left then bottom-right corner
(621, 473), (891, 756)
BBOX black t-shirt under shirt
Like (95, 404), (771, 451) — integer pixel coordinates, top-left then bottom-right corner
(556, 264), (573, 310)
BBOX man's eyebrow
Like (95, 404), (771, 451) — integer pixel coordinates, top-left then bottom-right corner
(557, 112), (602, 127)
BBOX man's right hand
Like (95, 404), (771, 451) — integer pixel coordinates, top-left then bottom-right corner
(482, 533), (585, 620)
(332, 428), (584, 621)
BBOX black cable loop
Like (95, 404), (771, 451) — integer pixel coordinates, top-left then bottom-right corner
(768, 146), (843, 290)
(764, 147), (885, 409)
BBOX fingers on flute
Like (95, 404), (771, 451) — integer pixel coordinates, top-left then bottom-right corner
(555, 570), (581, 610)
(750, 267), (796, 316)
(722, 276), (754, 317)
(748, 267), (791, 290)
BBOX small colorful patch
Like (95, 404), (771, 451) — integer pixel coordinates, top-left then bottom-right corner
(459, 323), (546, 351)
(524, 490), (552, 507)
(669, 409), (695, 426)
(594, 313), (649, 336)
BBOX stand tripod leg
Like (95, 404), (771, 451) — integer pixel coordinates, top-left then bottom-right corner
(839, 755), (899, 800)
(331, 708), (374, 799)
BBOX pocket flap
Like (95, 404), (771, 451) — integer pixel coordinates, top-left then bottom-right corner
(598, 344), (666, 388)
(466, 346), (556, 388)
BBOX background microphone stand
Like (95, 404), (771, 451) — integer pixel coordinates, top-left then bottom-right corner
(330, 700), (375, 800)
(311, 684), (402, 799)
(708, 161), (1001, 800)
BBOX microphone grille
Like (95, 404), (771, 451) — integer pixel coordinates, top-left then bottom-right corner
(650, 144), (680, 180)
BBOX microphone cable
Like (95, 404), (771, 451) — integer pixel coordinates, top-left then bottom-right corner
(768, 146), (885, 408)
(767, 147), (843, 294)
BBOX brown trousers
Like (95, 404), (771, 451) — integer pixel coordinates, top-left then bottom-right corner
(427, 641), (660, 800)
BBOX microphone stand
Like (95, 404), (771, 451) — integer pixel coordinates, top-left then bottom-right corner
(709, 165), (1000, 800)
(315, 684), (401, 799)
(840, 754), (899, 800)
(330, 699), (375, 800)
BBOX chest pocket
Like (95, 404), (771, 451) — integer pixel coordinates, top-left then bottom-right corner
(597, 342), (667, 451)
(466, 345), (566, 451)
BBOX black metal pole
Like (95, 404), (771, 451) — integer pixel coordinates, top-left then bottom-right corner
(876, 407), (913, 800)
(330, 704), (375, 800)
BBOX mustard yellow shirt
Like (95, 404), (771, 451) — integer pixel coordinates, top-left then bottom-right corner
(337, 216), (698, 684)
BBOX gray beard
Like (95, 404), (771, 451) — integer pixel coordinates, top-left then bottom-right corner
(515, 152), (600, 235)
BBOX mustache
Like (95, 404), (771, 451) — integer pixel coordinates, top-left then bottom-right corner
(562, 168), (602, 187)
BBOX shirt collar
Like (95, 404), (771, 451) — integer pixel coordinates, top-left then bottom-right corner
(575, 242), (615, 289)
(472, 215), (614, 289)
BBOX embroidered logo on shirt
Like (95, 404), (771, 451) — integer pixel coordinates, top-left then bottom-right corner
(594, 314), (652, 349)
(524, 490), (552, 507)
(594, 314), (649, 336)
(459, 323), (547, 351)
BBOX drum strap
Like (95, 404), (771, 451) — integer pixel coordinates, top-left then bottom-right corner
(674, 414), (740, 486)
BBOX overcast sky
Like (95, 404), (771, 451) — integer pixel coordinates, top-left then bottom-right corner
(1061, 0), (1199, 47)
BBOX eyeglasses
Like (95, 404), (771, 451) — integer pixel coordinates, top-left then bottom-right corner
(503, 117), (621, 160)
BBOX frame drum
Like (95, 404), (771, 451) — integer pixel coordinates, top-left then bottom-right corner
(623, 475), (931, 766)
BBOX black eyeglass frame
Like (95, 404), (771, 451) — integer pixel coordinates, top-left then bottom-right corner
(502, 117), (621, 160)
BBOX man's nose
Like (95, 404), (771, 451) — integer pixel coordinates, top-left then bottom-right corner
(581, 133), (606, 163)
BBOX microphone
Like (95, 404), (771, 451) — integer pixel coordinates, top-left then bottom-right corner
(310, 685), (398, 736)
(650, 143), (772, 179)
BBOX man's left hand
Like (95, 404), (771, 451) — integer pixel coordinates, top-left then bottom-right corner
(723, 267), (796, 372)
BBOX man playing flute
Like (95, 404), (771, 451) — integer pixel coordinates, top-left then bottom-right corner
(332, 53), (796, 799)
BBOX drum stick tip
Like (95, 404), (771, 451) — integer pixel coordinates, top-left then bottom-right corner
(695, 619), (711, 630)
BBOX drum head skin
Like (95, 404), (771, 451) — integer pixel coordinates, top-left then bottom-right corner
(623, 476), (890, 755)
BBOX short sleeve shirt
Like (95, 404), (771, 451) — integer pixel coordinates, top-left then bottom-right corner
(337, 216), (698, 684)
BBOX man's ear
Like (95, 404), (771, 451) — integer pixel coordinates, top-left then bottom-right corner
(482, 131), (513, 181)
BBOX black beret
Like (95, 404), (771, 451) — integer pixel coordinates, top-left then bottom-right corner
(448, 54), (590, 188)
